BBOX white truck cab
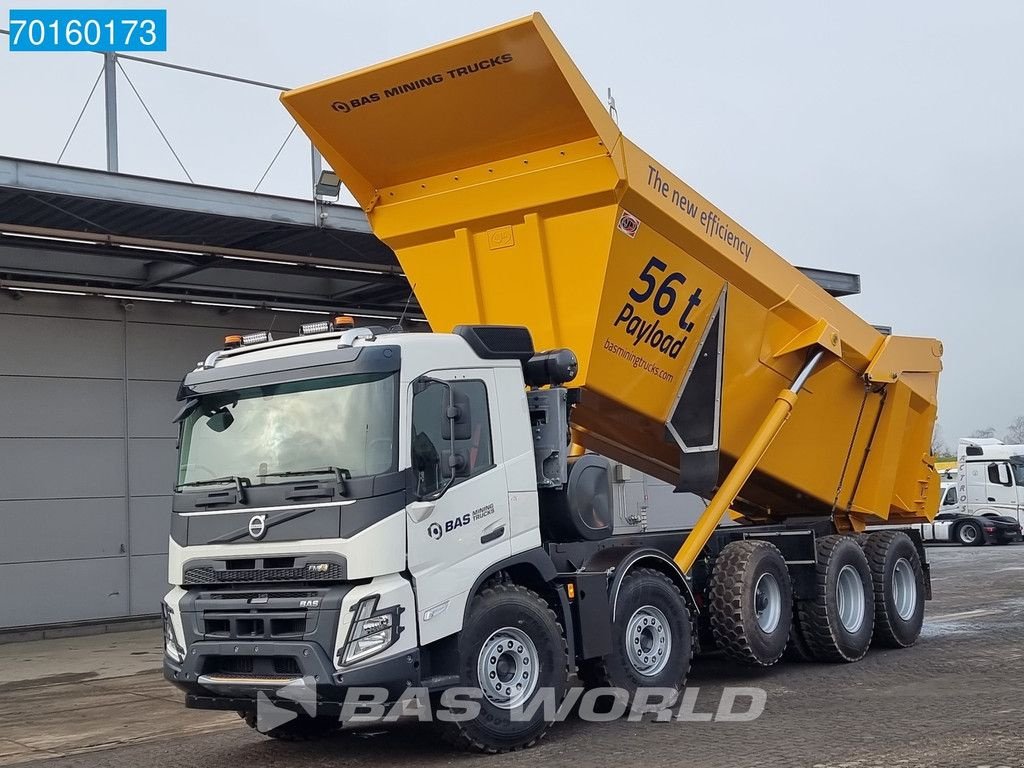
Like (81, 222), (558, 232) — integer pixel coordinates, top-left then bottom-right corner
(956, 438), (1024, 524)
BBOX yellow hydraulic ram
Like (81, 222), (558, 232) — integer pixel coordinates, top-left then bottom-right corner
(281, 13), (943, 538)
(675, 350), (824, 571)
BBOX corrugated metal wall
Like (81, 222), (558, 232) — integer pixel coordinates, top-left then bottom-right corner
(0, 292), (320, 629)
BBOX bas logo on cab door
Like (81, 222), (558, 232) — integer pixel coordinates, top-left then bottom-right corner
(427, 513), (472, 541)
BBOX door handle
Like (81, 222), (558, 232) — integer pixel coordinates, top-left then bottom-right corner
(407, 500), (436, 523)
(480, 525), (505, 544)
(988, 497), (996, 502)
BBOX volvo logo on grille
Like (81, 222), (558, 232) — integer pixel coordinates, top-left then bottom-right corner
(248, 514), (268, 540)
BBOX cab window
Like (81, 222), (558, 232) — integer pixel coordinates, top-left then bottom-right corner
(988, 462), (1013, 486)
(411, 379), (493, 497)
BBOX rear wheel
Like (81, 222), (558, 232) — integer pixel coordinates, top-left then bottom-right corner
(956, 520), (983, 546)
(863, 531), (925, 648)
(708, 540), (793, 666)
(797, 535), (875, 662)
(437, 583), (567, 753)
(583, 567), (692, 702)
(782, 608), (814, 662)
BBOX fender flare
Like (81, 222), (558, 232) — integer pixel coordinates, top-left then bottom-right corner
(582, 546), (698, 622)
(461, 547), (577, 673)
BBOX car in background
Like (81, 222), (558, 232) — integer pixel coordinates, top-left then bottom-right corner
(916, 511), (1022, 546)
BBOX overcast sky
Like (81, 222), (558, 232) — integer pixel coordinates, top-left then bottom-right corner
(2, 1), (1022, 446)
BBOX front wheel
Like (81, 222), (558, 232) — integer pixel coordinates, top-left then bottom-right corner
(583, 567), (692, 701)
(438, 583), (567, 753)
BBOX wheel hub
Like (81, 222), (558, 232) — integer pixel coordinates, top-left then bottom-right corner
(477, 627), (539, 709)
(836, 564), (866, 633)
(753, 572), (782, 633)
(891, 557), (917, 621)
(625, 606), (672, 677)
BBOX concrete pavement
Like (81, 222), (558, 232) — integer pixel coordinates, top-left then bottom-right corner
(0, 630), (235, 764)
(0, 545), (1022, 766)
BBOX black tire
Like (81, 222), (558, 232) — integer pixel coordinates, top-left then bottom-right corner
(956, 520), (984, 547)
(782, 607), (814, 662)
(797, 535), (875, 663)
(239, 710), (339, 741)
(437, 583), (567, 753)
(583, 567), (692, 700)
(708, 540), (793, 666)
(863, 531), (925, 648)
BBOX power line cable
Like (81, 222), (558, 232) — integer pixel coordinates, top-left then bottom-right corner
(57, 64), (105, 163)
(115, 58), (195, 183)
(253, 124), (297, 192)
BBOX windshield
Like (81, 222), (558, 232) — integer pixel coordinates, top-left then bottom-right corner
(1013, 462), (1024, 487)
(177, 372), (397, 487)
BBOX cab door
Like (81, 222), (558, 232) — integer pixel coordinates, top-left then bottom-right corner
(405, 369), (512, 645)
(983, 461), (1017, 515)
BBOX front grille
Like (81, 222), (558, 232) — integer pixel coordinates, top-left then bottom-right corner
(202, 655), (302, 678)
(184, 564), (345, 585)
(201, 611), (310, 639)
(205, 591), (318, 600)
(213, 656), (254, 674)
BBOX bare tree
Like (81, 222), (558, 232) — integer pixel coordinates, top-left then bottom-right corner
(1004, 416), (1024, 444)
(930, 424), (950, 458)
(970, 427), (997, 439)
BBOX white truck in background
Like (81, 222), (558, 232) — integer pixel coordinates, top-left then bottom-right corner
(885, 440), (1024, 546)
(955, 438), (1024, 525)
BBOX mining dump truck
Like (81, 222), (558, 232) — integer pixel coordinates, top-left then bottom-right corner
(163, 14), (942, 752)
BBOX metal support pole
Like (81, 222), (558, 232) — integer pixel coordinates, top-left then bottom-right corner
(674, 349), (826, 572)
(103, 52), (119, 173)
(311, 143), (322, 227)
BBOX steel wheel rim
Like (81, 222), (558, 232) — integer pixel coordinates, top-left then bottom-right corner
(891, 557), (917, 621)
(835, 564), (866, 633)
(961, 524), (978, 544)
(753, 572), (783, 633)
(625, 605), (672, 677)
(477, 627), (539, 709)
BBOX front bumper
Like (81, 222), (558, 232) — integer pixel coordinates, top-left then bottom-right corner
(165, 579), (419, 709)
(165, 641), (421, 710)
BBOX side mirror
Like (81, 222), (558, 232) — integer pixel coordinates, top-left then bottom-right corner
(441, 387), (472, 441)
(205, 407), (234, 433)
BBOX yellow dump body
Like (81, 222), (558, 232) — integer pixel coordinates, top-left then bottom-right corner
(282, 14), (942, 528)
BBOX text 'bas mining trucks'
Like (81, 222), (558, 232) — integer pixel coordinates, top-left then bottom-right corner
(162, 14), (943, 752)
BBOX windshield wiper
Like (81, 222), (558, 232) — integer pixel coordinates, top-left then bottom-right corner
(177, 475), (250, 492)
(258, 467), (350, 495)
(176, 476), (250, 507)
(259, 467), (350, 481)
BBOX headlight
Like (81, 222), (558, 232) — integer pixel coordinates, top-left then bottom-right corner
(162, 603), (185, 664)
(339, 596), (401, 667)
